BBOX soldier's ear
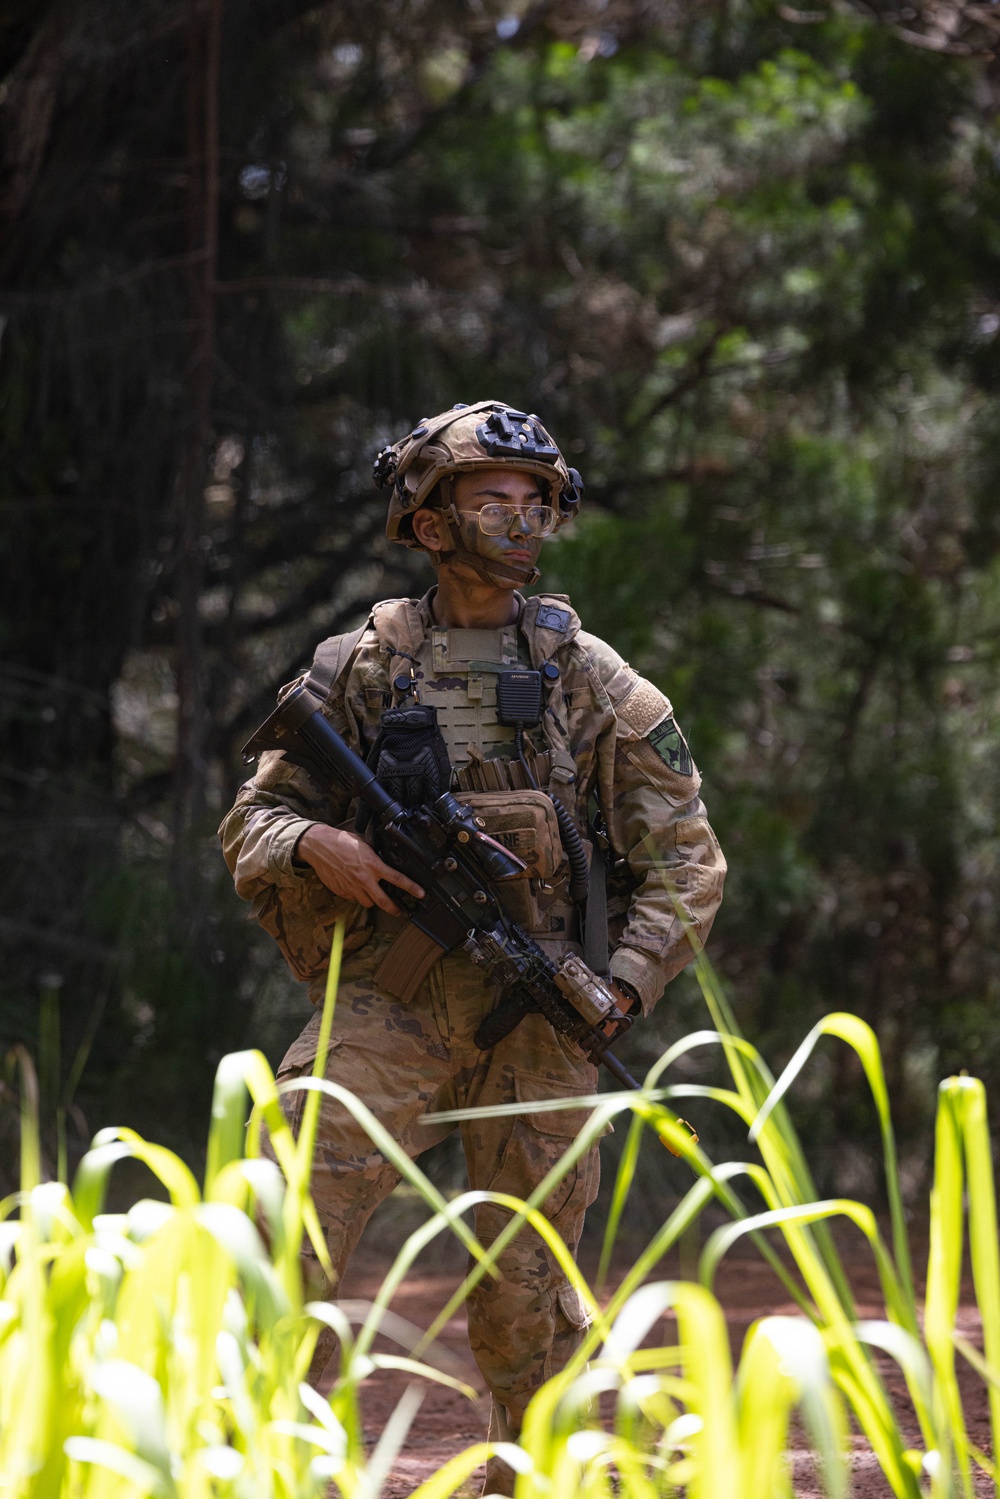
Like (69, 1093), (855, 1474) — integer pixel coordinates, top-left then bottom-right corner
(411, 505), (450, 553)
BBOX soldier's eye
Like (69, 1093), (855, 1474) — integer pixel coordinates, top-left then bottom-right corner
(526, 506), (556, 536)
(477, 504), (510, 534)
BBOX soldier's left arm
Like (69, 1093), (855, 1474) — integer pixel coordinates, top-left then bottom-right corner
(580, 636), (727, 1014)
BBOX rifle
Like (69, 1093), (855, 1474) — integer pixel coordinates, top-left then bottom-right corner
(243, 681), (641, 1089)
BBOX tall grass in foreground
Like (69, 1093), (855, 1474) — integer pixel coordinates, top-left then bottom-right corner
(0, 928), (998, 1497)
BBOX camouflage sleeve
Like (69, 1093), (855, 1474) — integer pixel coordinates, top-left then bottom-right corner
(578, 633), (727, 1014)
(219, 652), (364, 903)
(218, 739), (362, 983)
(218, 749), (351, 902)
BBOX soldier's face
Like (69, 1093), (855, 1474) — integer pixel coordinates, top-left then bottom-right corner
(448, 468), (548, 582)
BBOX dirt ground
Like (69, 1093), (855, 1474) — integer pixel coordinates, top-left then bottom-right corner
(331, 1231), (992, 1498)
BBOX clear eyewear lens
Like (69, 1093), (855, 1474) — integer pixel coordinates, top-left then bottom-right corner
(476, 504), (556, 537)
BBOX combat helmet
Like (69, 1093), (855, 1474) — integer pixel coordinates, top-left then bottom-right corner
(374, 400), (583, 553)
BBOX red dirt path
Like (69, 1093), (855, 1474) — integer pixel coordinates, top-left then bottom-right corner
(332, 1233), (992, 1498)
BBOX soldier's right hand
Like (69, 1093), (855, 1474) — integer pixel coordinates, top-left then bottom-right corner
(295, 825), (424, 916)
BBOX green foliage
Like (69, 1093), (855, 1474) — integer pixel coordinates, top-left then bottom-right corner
(269, 7), (1000, 1178)
(6, 0), (1000, 1173)
(7, 938), (1000, 1495)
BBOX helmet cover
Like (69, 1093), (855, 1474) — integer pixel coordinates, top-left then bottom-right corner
(374, 400), (584, 548)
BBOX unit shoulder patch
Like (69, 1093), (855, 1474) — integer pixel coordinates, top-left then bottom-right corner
(647, 716), (694, 777)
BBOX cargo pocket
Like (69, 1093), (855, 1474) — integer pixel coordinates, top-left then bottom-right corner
(454, 790), (565, 881)
(273, 1024), (324, 1134)
(486, 1071), (603, 1227)
(252, 880), (368, 984)
(514, 1071), (597, 1138)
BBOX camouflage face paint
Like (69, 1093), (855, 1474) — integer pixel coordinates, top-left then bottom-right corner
(452, 506), (545, 579)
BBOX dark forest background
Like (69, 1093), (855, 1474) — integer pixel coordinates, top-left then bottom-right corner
(4, 0), (1000, 1209)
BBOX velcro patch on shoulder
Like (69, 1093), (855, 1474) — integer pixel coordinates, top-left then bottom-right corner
(535, 603), (571, 633)
(615, 675), (672, 738)
(647, 715), (694, 777)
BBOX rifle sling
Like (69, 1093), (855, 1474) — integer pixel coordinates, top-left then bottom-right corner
(583, 841), (609, 977)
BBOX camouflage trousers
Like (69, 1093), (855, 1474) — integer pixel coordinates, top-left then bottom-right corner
(269, 926), (601, 1428)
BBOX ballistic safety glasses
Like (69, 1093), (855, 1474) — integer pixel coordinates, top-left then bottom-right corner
(455, 503), (557, 538)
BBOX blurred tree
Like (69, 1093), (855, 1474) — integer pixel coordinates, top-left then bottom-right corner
(3, 0), (1000, 1187)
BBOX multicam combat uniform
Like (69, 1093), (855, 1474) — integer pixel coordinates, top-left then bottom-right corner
(219, 586), (725, 1434)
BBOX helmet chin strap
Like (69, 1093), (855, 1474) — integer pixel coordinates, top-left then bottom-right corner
(443, 530), (541, 588)
(429, 490), (540, 587)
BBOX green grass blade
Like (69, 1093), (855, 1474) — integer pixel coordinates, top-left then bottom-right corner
(283, 1076), (494, 1272)
(597, 1112), (645, 1293)
(749, 1013), (916, 1328)
(295, 920), (344, 1184)
(633, 1103), (816, 1316)
(952, 1077), (1000, 1499)
(430, 1083), (813, 1328)
(415, 1100), (633, 1352)
(85, 1128), (200, 1207)
(12, 1046), (41, 1193)
(702, 1201), (923, 1497)
(611, 1282), (741, 1495)
(740, 1315), (848, 1499)
(204, 1050), (263, 1199)
(685, 944), (857, 1317)
(72, 1141), (141, 1228)
(355, 1383), (424, 1499)
(71, 1129), (199, 1229)
(63, 1436), (171, 1496)
(194, 1202), (288, 1329)
(367, 1354), (478, 1400)
(593, 1026), (769, 1292)
(349, 1190), (508, 1364)
(700, 1199), (908, 1328)
(853, 1320), (939, 1464)
(14, 1005), (996, 1499)
(926, 1077), (972, 1497)
(399, 1188), (606, 1368)
(407, 1444), (524, 1499)
(229, 1044), (334, 1289)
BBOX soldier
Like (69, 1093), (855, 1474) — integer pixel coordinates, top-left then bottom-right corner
(219, 400), (726, 1493)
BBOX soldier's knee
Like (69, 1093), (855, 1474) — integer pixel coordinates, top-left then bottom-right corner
(475, 1138), (600, 1255)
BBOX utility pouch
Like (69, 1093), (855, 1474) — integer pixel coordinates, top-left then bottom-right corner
(452, 788), (575, 936)
(453, 790), (565, 882)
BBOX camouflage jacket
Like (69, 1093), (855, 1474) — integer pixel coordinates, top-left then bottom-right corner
(219, 590), (726, 1012)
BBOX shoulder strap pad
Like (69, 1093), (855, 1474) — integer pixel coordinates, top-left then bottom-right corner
(520, 593), (581, 666)
(370, 597), (426, 661)
(304, 621), (369, 702)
